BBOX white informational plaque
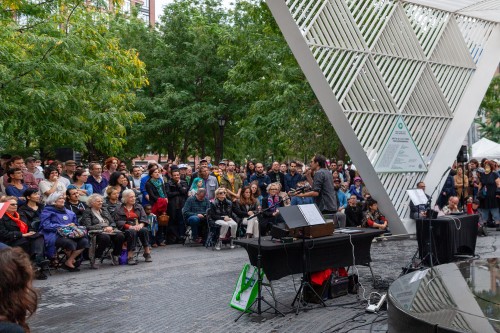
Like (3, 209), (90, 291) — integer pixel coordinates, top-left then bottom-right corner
(406, 189), (428, 206)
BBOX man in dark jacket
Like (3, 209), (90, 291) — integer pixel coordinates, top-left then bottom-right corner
(166, 169), (189, 243)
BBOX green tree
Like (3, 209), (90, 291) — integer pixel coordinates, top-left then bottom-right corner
(0, 0), (148, 160)
(478, 76), (500, 143)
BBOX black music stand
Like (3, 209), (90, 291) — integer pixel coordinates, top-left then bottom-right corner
(280, 205), (327, 314)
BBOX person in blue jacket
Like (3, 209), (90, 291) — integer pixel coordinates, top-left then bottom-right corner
(39, 191), (89, 272)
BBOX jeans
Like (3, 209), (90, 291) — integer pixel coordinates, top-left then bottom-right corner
(187, 216), (202, 239)
(479, 208), (500, 224)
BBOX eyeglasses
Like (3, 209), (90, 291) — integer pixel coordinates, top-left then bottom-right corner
(269, 188), (278, 191)
(9, 203), (18, 206)
(218, 192), (226, 194)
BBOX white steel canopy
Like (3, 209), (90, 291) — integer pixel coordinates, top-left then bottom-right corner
(267, 0), (500, 234)
(403, 0), (500, 23)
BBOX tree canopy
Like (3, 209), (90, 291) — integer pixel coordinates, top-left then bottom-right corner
(478, 75), (500, 143)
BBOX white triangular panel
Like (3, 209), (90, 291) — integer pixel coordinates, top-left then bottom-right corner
(403, 3), (450, 58)
(287, 0), (326, 32)
(310, 47), (366, 101)
(341, 56), (398, 113)
(373, 55), (426, 110)
(430, 16), (476, 68)
(430, 64), (475, 113)
(403, 115), (451, 160)
(303, 0), (366, 51)
(402, 65), (453, 118)
(373, 4), (426, 60)
(345, 0), (396, 48)
(455, 14), (496, 63)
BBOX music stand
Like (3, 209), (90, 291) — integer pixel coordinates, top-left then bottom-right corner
(280, 204), (327, 314)
(234, 195), (286, 322)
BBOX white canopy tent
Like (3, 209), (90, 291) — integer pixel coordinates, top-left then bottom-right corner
(471, 137), (500, 160)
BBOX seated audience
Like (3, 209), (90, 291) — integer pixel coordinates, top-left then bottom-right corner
(5, 168), (28, 206)
(0, 196), (47, 280)
(409, 181), (430, 219)
(39, 167), (67, 204)
(18, 189), (44, 227)
(114, 189), (152, 264)
(182, 188), (210, 244)
(250, 181), (263, 206)
(233, 186), (260, 238)
(442, 196), (461, 215)
(0, 247), (39, 333)
(80, 194), (125, 267)
(39, 191), (89, 272)
(64, 188), (88, 222)
(67, 169), (93, 203)
(362, 199), (391, 235)
(349, 177), (368, 202)
(207, 187), (238, 250)
(261, 183), (286, 233)
(103, 186), (120, 216)
(345, 194), (363, 227)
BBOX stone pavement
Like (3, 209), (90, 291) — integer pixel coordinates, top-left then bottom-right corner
(29, 229), (500, 333)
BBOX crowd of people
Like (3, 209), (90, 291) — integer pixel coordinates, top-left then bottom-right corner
(0, 152), (499, 332)
(0, 153), (498, 284)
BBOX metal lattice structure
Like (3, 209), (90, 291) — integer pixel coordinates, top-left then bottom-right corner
(267, 0), (500, 233)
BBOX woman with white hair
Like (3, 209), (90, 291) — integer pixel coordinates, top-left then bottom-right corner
(207, 187), (238, 250)
(80, 194), (125, 267)
(39, 191), (89, 272)
(113, 189), (152, 264)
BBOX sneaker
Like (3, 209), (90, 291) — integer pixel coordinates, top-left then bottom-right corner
(112, 255), (120, 266)
(152, 244), (158, 248)
(215, 240), (222, 251)
(230, 239), (235, 249)
(128, 257), (138, 265)
(159, 242), (166, 247)
(143, 253), (153, 262)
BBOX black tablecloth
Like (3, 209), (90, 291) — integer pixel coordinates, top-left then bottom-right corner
(416, 214), (478, 265)
(234, 229), (384, 281)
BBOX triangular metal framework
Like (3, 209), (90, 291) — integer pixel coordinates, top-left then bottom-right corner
(267, 0), (500, 233)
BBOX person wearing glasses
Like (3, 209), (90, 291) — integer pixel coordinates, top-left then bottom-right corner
(409, 181), (431, 219)
(261, 183), (286, 234)
(0, 196), (48, 279)
(207, 187), (238, 250)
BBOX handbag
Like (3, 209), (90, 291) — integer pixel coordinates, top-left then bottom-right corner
(157, 213), (170, 226)
(57, 225), (88, 239)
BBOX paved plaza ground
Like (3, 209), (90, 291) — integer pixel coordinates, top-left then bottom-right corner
(29, 229), (500, 333)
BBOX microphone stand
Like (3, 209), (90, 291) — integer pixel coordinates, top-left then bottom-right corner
(423, 167), (450, 268)
(234, 193), (288, 322)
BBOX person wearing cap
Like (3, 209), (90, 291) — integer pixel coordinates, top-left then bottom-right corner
(178, 164), (190, 183)
(25, 157), (44, 182)
(60, 160), (77, 184)
(189, 159), (209, 187)
(349, 177), (367, 202)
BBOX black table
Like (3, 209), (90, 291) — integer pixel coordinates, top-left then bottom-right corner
(416, 214), (478, 266)
(234, 229), (384, 281)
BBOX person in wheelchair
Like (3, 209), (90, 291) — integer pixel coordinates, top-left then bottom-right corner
(207, 187), (238, 250)
(39, 192), (89, 272)
(233, 186), (260, 238)
(114, 189), (152, 265)
(0, 196), (48, 279)
(80, 194), (125, 267)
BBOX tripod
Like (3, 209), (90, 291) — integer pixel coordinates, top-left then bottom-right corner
(234, 195), (287, 322)
(291, 225), (326, 314)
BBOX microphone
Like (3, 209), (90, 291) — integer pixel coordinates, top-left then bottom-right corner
(290, 185), (309, 193)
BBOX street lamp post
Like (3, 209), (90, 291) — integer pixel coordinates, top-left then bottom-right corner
(218, 115), (226, 160)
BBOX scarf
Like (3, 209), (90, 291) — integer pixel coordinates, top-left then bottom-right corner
(267, 195), (280, 213)
(151, 178), (165, 198)
(6, 211), (28, 234)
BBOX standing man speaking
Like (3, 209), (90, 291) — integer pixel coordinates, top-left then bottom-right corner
(291, 154), (337, 215)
